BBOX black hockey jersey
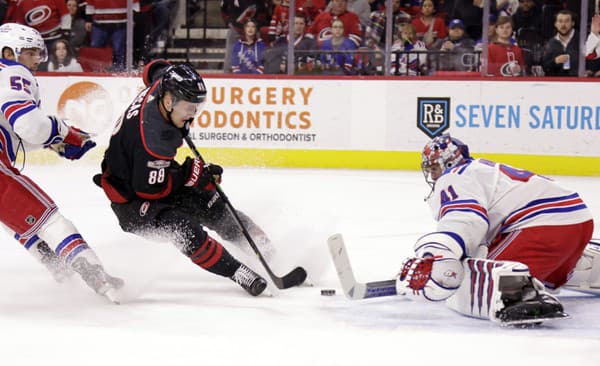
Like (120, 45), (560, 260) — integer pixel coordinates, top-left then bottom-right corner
(100, 82), (189, 203)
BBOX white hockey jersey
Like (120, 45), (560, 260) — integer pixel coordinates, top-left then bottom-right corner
(428, 158), (593, 257)
(0, 59), (58, 163)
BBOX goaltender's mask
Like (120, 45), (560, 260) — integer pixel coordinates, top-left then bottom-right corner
(421, 134), (471, 188)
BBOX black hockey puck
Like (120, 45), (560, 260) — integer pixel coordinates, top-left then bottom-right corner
(321, 289), (336, 296)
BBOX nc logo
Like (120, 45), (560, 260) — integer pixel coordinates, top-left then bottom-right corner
(417, 97), (451, 138)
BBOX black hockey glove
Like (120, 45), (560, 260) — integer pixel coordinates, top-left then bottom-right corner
(182, 157), (223, 191)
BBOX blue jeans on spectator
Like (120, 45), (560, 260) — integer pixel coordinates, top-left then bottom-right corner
(91, 23), (126, 71)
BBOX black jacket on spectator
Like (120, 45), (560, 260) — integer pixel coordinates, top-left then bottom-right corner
(513, 5), (543, 34)
(542, 32), (580, 76)
(446, 0), (497, 40)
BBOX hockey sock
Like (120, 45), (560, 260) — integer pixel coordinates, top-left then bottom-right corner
(188, 235), (240, 277)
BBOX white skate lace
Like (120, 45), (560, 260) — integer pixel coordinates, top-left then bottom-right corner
(231, 264), (257, 288)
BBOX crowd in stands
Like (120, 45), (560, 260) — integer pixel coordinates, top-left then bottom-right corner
(223, 0), (600, 76)
(0, 0), (173, 72)
(1, 0), (599, 76)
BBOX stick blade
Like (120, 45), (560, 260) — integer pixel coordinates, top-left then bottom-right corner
(273, 266), (307, 289)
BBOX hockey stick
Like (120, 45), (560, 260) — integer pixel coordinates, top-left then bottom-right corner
(183, 135), (307, 289)
(327, 233), (398, 299)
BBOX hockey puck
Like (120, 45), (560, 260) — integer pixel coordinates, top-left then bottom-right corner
(321, 289), (336, 296)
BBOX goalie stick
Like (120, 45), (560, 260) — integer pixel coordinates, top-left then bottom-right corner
(327, 233), (398, 299)
(183, 134), (307, 289)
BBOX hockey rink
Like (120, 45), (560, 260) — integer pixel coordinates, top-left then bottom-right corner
(1, 162), (599, 365)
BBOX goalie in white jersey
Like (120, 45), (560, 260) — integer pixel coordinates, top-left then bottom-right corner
(0, 23), (122, 302)
(396, 134), (596, 325)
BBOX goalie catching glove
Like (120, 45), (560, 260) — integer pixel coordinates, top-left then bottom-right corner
(46, 116), (96, 160)
(182, 157), (223, 191)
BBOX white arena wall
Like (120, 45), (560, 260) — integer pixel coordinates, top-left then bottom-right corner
(29, 74), (600, 176)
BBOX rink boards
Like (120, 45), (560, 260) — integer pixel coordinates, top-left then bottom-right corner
(29, 74), (600, 176)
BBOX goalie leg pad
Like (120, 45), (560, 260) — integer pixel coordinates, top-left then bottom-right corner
(445, 258), (567, 324)
(564, 239), (600, 294)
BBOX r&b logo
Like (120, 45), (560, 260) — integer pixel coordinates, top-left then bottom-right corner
(417, 97), (450, 138)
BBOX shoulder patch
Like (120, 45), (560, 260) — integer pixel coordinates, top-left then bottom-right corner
(147, 160), (170, 169)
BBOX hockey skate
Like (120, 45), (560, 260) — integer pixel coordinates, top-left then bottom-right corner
(230, 263), (267, 296)
(71, 257), (124, 304)
(35, 241), (73, 283)
(495, 276), (569, 326)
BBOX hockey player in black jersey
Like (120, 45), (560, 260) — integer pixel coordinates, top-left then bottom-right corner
(95, 60), (269, 296)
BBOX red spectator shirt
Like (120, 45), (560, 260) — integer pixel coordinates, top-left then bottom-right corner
(307, 10), (362, 47)
(487, 42), (524, 76)
(86, 0), (140, 24)
(9, 0), (70, 41)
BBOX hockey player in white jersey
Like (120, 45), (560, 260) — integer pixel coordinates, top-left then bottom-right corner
(396, 134), (596, 325)
(0, 23), (122, 302)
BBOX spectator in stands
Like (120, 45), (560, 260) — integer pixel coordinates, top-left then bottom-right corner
(150, 0), (177, 53)
(402, 1), (441, 17)
(270, 0), (326, 41)
(487, 16), (524, 76)
(268, 0), (292, 41)
(279, 15), (319, 73)
(318, 18), (357, 74)
(297, 0), (327, 25)
(8, 0), (70, 46)
(8, 0), (71, 71)
(342, 0), (372, 29)
(134, 0), (153, 65)
(47, 38), (83, 72)
(497, 0), (518, 16)
(542, 9), (579, 76)
(585, 13), (600, 77)
(0, 0), (8, 24)
(364, 0), (411, 49)
(430, 18), (477, 71)
(391, 23), (428, 75)
(85, 0), (140, 71)
(512, 0), (543, 33)
(221, 0), (270, 73)
(67, 0), (88, 53)
(308, 0), (363, 47)
(475, 13), (499, 50)
(232, 18), (267, 74)
(412, 0), (448, 48)
(446, 0), (498, 40)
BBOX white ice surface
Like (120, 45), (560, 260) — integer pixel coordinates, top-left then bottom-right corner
(1, 163), (599, 366)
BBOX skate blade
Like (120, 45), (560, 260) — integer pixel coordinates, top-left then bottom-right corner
(500, 312), (570, 327)
(103, 288), (121, 305)
(262, 289), (274, 297)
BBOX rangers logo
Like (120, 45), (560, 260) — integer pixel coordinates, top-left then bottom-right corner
(25, 215), (36, 225)
(417, 97), (450, 138)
